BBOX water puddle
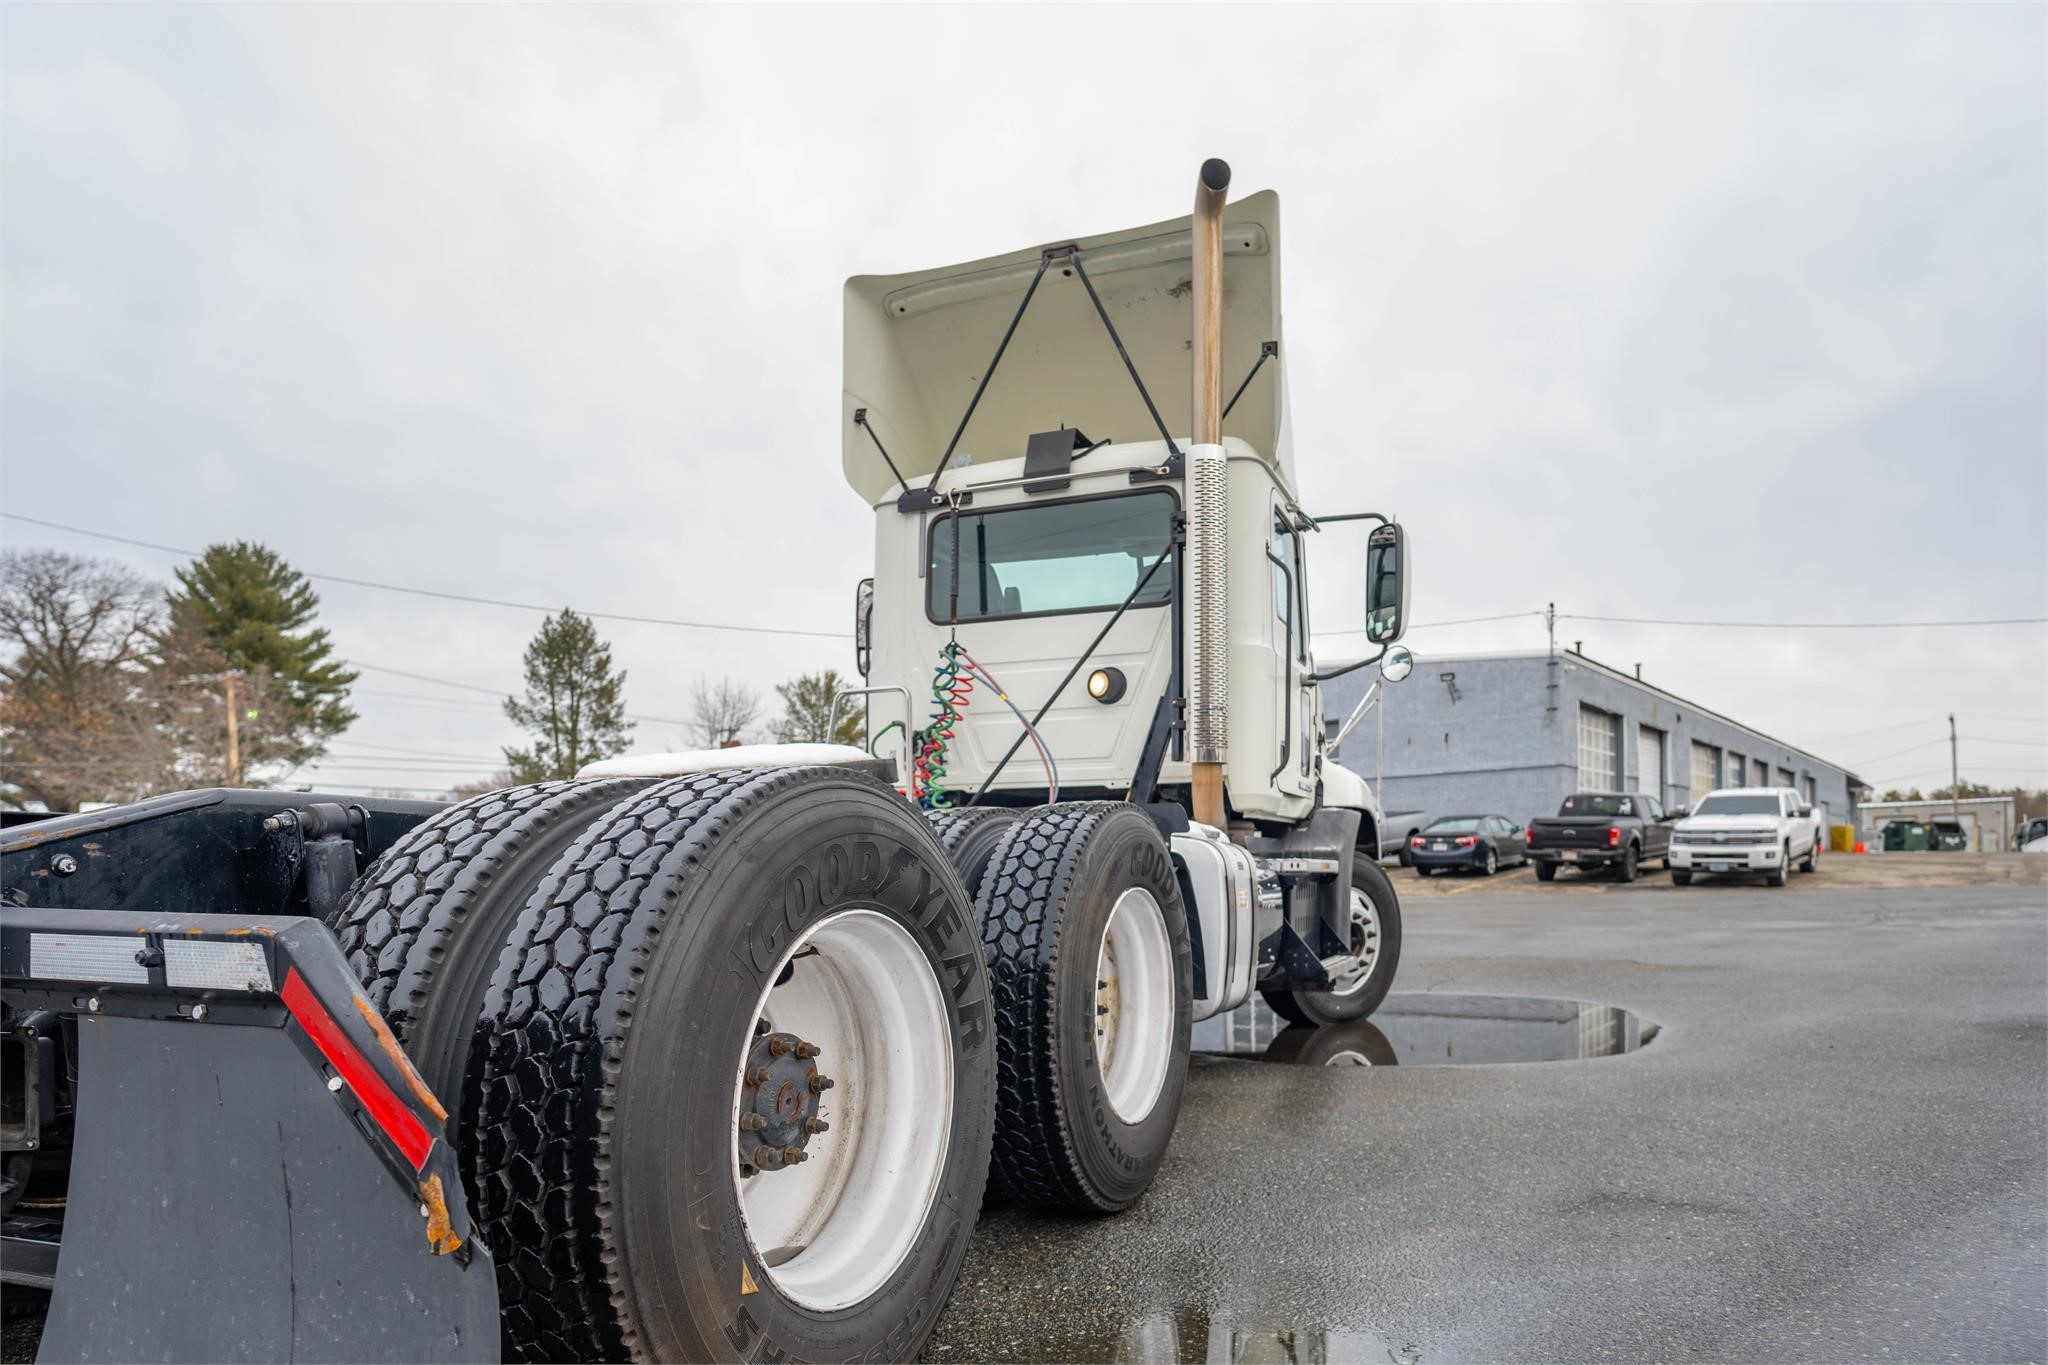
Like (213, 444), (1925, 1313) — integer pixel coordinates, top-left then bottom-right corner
(1002, 1306), (1422, 1365)
(1192, 992), (1657, 1066)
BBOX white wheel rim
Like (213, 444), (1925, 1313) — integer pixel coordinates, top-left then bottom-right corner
(731, 909), (952, 1312)
(1331, 886), (1385, 998)
(1093, 887), (1174, 1125)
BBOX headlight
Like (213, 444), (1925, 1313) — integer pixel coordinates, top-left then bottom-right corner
(1086, 667), (1126, 703)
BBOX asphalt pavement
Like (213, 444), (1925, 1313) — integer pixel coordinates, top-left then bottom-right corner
(924, 881), (2048, 1362)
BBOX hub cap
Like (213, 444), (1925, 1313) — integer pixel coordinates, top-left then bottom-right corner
(732, 909), (952, 1312)
(1328, 887), (1384, 998)
(1093, 887), (1174, 1124)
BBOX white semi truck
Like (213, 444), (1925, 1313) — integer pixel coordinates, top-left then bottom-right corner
(0, 160), (1415, 1364)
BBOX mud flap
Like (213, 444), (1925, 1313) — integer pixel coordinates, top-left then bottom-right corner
(1, 909), (497, 1364)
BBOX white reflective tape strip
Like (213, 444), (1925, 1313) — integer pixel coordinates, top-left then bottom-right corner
(162, 940), (273, 993)
(29, 933), (149, 984)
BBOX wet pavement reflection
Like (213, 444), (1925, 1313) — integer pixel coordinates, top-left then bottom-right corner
(974, 1306), (1423, 1365)
(1192, 993), (1656, 1066)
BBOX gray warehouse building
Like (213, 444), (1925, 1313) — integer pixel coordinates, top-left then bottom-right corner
(1324, 649), (1867, 844)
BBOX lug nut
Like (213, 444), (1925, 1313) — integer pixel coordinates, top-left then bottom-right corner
(1097, 1005), (1110, 1017)
(739, 1113), (767, 1131)
(767, 1035), (792, 1057)
(782, 1147), (809, 1164)
(755, 1147), (785, 1170)
(794, 1041), (821, 1059)
(744, 1066), (771, 1087)
(803, 1117), (830, 1135)
(809, 1075), (834, 1093)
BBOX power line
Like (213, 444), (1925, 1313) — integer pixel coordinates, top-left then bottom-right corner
(1813, 716), (1947, 746)
(347, 661), (696, 729)
(2, 511), (846, 640)
(1559, 612), (2046, 629)
(1314, 610), (1543, 640)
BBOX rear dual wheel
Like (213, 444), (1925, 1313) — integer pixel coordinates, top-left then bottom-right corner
(978, 803), (1191, 1213)
(336, 769), (995, 1363)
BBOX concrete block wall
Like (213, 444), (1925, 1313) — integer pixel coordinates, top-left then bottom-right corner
(1323, 651), (1861, 835)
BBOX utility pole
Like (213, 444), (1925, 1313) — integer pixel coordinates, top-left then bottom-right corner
(1544, 601), (1558, 727)
(1949, 713), (1962, 848)
(224, 672), (243, 787)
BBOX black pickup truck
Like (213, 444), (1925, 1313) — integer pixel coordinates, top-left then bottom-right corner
(1525, 791), (1681, 882)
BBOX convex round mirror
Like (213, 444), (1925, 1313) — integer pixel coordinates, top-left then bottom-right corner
(1381, 645), (1414, 682)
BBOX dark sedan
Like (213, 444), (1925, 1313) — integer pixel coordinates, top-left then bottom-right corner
(1409, 815), (1529, 876)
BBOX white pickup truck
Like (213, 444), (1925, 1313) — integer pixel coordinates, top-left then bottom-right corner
(1669, 787), (1822, 887)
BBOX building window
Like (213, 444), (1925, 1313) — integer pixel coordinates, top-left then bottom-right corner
(1578, 705), (1619, 792)
(1691, 741), (1722, 804)
(1638, 725), (1667, 800)
(1804, 775), (1818, 807)
(1727, 751), (1745, 786)
(1777, 766), (1794, 789)
(1753, 758), (1770, 786)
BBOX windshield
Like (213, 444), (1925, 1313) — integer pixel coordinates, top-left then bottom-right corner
(927, 492), (1176, 622)
(1560, 794), (1632, 817)
(1425, 817), (1481, 834)
(1692, 794), (1783, 817)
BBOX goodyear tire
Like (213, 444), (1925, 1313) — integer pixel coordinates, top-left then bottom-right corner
(466, 768), (994, 1363)
(927, 805), (1027, 1205)
(1263, 852), (1403, 1026)
(329, 777), (647, 1129)
(927, 806), (1025, 902)
(979, 802), (1191, 1213)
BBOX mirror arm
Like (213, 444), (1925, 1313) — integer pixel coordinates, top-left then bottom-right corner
(1330, 680), (1380, 752)
(1312, 643), (1387, 684)
(1302, 511), (1389, 532)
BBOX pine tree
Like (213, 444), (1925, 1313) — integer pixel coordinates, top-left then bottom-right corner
(164, 542), (356, 768)
(503, 609), (634, 781)
(773, 669), (865, 747)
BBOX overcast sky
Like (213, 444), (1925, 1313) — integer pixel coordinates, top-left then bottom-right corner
(4, 4), (2043, 800)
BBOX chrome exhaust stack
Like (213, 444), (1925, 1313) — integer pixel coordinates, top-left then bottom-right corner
(1187, 157), (1231, 830)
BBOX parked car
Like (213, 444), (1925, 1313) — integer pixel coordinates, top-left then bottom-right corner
(2017, 818), (2048, 852)
(1670, 787), (1820, 886)
(1526, 792), (1679, 883)
(1408, 814), (1529, 877)
(1381, 809), (1435, 865)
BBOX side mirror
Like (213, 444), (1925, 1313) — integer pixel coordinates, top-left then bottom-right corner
(854, 578), (874, 679)
(1798, 806), (1813, 818)
(1670, 806), (1689, 820)
(1380, 644), (1414, 683)
(1364, 523), (1410, 646)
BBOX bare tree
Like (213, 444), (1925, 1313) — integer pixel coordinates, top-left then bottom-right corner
(688, 676), (761, 749)
(0, 549), (174, 810)
(446, 770), (515, 801)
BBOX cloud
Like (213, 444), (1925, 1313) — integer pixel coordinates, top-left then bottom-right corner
(4, 4), (2042, 795)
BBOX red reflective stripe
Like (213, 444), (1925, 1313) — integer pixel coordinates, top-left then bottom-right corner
(281, 967), (433, 1172)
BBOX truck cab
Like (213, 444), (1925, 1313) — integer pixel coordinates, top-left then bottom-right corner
(842, 189), (1394, 840)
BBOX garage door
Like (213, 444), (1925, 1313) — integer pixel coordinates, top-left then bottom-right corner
(1690, 742), (1720, 804)
(1578, 705), (1618, 792)
(1639, 726), (1667, 800)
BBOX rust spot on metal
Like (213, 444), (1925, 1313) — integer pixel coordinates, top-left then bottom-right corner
(417, 1174), (462, 1256)
(225, 928), (251, 937)
(352, 993), (449, 1122)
